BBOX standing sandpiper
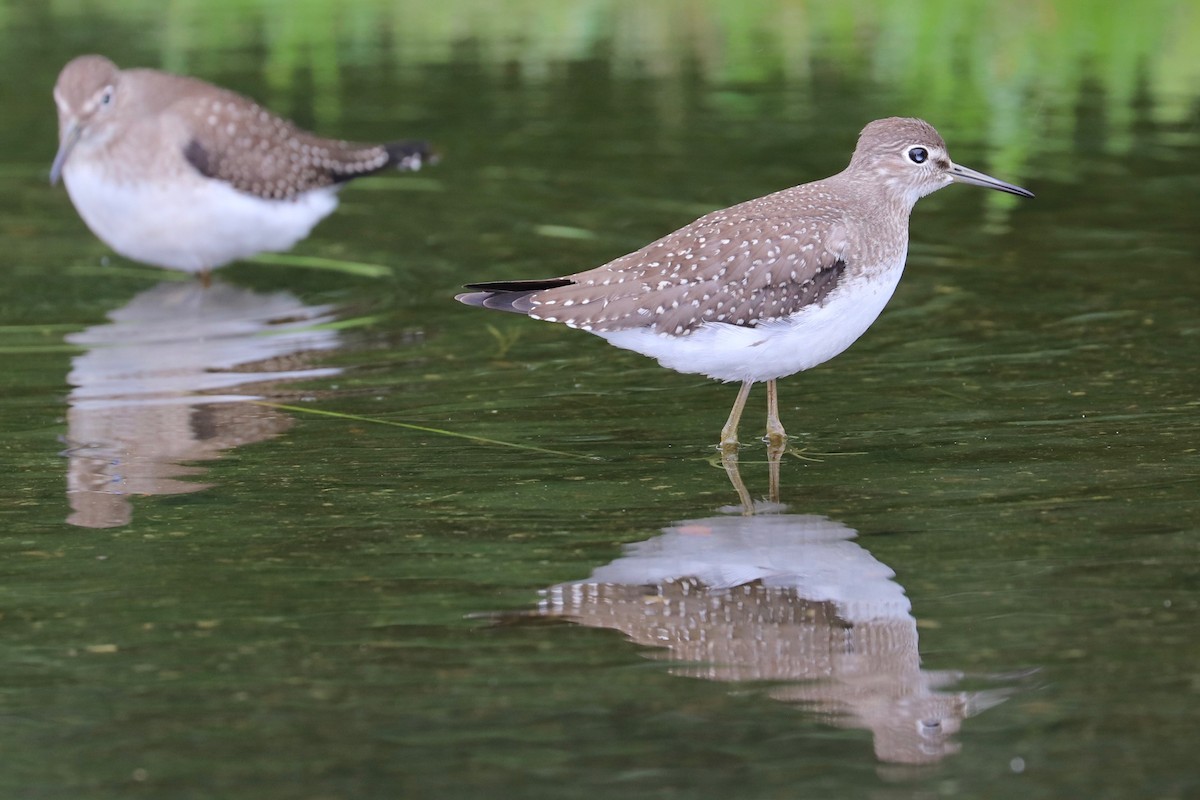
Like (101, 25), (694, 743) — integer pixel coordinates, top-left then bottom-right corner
(457, 117), (1033, 451)
(51, 54), (432, 280)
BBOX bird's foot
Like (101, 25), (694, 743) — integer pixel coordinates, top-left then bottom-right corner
(762, 427), (788, 450)
(718, 425), (741, 454)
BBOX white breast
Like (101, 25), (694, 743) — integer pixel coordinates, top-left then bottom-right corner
(596, 257), (906, 383)
(63, 162), (339, 273)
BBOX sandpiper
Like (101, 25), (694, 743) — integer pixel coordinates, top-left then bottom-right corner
(457, 117), (1032, 450)
(50, 54), (432, 280)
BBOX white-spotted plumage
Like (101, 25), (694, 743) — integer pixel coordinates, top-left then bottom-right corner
(598, 255), (905, 384)
(458, 117), (1034, 450)
(51, 54), (432, 277)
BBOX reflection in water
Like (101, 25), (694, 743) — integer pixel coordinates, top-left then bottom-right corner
(64, 281), (341, 528)
(537, 462), (1014, 764)
(720, 444), (786, 513)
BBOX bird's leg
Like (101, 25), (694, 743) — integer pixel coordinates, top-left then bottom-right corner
(764, 379), (788, 447)
(720, 381), (754, 452)
(719, 447), (755, 515)
(766, 435), (785, 505)
(199, 268), (212, 289)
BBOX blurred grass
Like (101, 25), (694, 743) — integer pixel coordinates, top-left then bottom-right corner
(258, 400), (601, 459)
(248, 252), (394, 277)
(22, 0), (1200, 144)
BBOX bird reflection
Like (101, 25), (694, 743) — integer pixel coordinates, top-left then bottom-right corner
(534, 457), (1014, 764)
(64, 280), (341, 528)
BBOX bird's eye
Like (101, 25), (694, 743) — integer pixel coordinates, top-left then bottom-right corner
(907, 146), (928, 164)
(99, 87), (114, 106)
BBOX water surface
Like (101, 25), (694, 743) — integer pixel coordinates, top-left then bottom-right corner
(0, 2), (1197, 798)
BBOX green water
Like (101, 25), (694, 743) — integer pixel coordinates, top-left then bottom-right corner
(0, 1), (1197, 797)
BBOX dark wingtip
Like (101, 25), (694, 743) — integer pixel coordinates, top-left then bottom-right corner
(456, 279), (575, 316)
(462, 279), (574, 293)
(386, 140), (438, 171)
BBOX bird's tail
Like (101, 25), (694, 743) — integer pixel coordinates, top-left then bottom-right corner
(386, 140), (436, 171)
(455, 279), (574, 314)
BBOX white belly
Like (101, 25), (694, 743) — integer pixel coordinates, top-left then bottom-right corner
(597, 263), (905, 383)
(63, 162), (339, 273)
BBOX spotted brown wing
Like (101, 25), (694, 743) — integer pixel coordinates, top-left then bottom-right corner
(178, 85), (428, 200)
(523, 189), (850, 334)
